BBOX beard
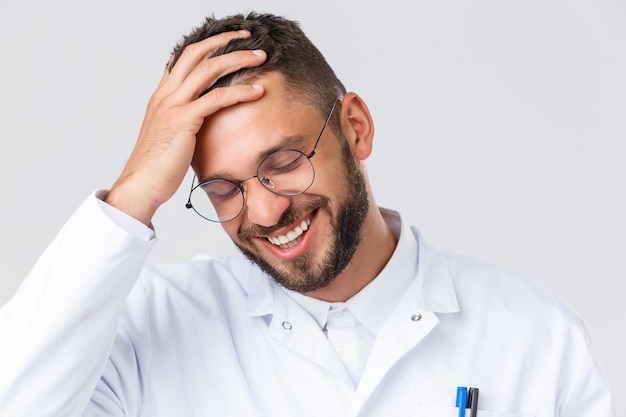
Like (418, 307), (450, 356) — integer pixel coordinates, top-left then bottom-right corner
(234, 148), (369, 293)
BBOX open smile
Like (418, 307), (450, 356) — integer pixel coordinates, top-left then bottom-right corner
(252, 209), (320, 260)
(266, 218), (311, 249)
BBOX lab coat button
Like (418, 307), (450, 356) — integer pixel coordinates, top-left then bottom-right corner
(334, 344), (348, 356)
(282, 321), (293, 330)
(410, 313), (422, 321)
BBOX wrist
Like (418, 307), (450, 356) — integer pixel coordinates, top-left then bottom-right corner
(104, 181), (160, 226)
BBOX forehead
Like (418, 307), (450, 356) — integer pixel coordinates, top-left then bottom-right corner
(193, 73), (324, 179)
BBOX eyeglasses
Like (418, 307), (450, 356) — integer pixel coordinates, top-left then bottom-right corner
(186, 99), (341, 223)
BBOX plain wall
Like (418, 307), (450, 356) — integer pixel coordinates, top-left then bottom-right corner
(1, 0), (624, 415)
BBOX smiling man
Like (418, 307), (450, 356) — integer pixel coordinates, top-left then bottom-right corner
(0, 12), (615, 417)
(192, 72), (391, 300)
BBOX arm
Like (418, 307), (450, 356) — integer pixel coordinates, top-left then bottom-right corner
(0, 193), (154, 416)
(0, 30), (266, 416)
(558, 319), (615, 416)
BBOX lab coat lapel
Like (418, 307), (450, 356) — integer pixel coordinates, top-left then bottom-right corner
(244, 262), (354, 386)
(353, 228), (460, 410)
(269, 287), (354, 385)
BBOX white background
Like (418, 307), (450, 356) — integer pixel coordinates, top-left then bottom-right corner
(0, 0), (624, 415)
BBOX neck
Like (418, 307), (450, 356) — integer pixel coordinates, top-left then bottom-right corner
(304, 204), (398, 302)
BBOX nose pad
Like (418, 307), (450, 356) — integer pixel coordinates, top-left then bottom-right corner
(259, 176), (276, 189)
(243, 180), (291, 227)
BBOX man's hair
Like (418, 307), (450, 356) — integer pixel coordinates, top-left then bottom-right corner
(169, 12), (346, 120)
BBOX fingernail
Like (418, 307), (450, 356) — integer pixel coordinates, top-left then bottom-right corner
(237, 29), (250, 35)
(251, 84), (263, 90)
(252, 49), (265, 56)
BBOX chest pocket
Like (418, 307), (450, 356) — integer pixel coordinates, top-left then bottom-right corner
(415, 404), (535, 417)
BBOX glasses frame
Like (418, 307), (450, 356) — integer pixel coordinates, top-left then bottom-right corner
(186, 99), (342, 223)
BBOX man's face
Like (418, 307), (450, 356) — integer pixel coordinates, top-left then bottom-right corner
(193, 74), (369, 293)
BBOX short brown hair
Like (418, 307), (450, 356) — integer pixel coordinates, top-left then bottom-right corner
(169, 12), (346, 119)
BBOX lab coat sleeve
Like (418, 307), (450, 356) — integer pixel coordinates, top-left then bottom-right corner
(0, 191), (156, 417)
(559, 318), (616, 416)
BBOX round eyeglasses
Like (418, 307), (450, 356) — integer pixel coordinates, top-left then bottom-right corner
(186, 100), (341, 223)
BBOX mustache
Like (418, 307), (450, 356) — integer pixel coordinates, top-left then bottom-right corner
(238, 196), (329, 240)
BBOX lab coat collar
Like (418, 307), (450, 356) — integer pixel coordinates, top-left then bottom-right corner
(346, 207), (420, 334)
(411, 226), (460, 314)
(241, 255), (277, 319)
(242, 208), (459, 320)
(239, 210), (460, 390)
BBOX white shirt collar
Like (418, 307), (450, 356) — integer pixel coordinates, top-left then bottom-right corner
(283, 208), (419, 335)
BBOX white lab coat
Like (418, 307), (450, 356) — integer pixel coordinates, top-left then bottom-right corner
(0, 192), (615, 417)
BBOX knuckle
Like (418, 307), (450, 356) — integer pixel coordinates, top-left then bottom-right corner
(197, 57), (217, 73)
(148, 91), (164, 106)
(180, 42), (203, 58)
(162, 105), (185, 124)
(205, 87), (226, 104)
(148, 92), (173, 114)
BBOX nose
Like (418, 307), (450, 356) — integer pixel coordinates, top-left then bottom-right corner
(243, 179), (291, 227)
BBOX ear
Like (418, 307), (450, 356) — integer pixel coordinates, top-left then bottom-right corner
(339, 92), (375, 161)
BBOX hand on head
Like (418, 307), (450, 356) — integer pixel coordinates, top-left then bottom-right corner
(105, 30), (266, 225)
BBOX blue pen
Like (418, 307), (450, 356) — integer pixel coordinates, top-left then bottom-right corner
(456, 386), (467, 417)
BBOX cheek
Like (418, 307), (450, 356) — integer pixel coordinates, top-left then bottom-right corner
(314, 159), (353, 198)
(310, 147), (352, 194)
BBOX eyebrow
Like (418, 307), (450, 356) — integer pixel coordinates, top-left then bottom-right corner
(199, 134), (310, 183)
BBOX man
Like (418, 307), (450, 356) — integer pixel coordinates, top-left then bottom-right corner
(0, 12), (615, 417)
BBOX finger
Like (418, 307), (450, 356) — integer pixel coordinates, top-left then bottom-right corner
(154, 54), (177, 90)
(170, 49), (267, 103)
(166, 30), (252, 85)
(186, 83), (265, 123)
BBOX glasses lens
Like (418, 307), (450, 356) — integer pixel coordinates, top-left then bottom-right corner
(257, 150), (315, 195)
(189, 179), (244, 222)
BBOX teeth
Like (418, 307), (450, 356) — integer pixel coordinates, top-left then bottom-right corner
(268, 219), (310, 247)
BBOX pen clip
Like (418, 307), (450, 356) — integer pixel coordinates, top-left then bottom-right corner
(467, 387), (479, 417)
